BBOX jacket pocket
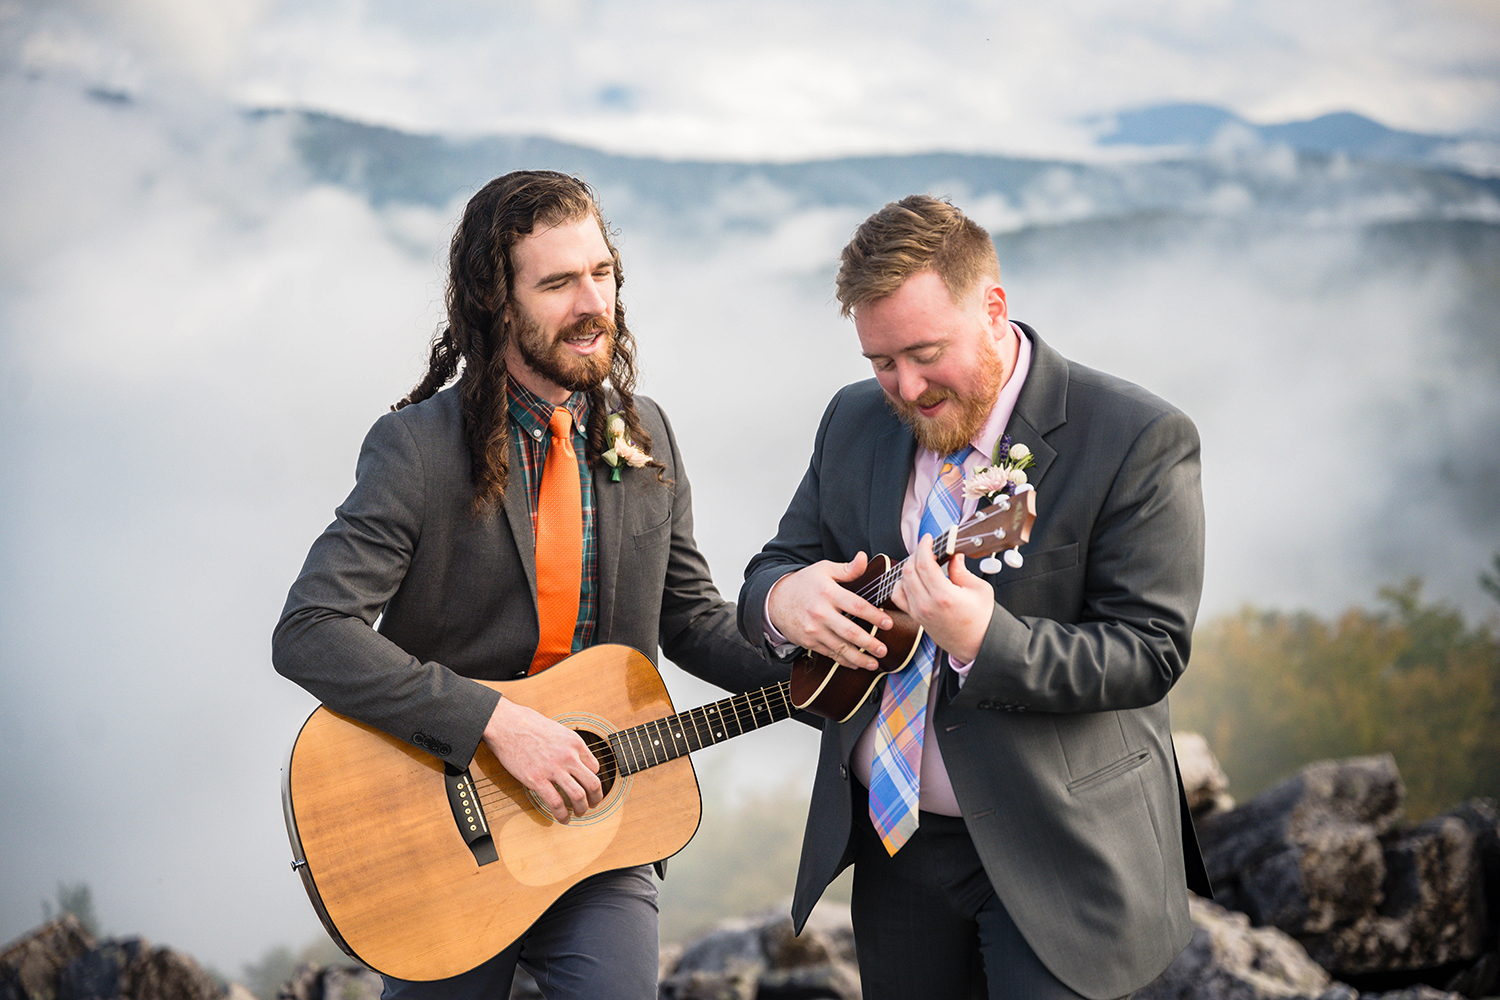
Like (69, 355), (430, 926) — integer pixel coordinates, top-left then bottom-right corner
(988, 541), (1078, 583)
(1066, 748), (1151, 794)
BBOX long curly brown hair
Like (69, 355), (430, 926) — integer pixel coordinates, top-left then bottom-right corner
(395, 171), (658, 511)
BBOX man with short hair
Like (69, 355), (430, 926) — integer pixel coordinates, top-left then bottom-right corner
(274, 170), (784, 1000)
(742, 194), (1211, 1000)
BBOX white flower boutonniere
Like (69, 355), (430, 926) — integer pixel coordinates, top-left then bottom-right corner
(963, 435), (1036, 573)
(602, 412), (651, 481)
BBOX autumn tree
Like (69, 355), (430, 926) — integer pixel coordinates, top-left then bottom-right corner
(1172, 579), (1500, 820)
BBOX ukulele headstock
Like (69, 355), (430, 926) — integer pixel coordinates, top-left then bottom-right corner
(950, 489), (1037, 572)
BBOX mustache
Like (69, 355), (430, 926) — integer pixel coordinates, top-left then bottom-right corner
(561, 313), (616, 341)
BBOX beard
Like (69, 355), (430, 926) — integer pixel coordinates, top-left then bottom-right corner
(886, 337), (1007, 455)
(510, 308), (617, 394)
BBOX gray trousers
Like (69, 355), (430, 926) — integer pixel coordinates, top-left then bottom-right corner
(381, 866), (660, 1000)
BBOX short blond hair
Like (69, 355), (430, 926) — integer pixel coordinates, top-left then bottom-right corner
(835, 195), (1000, 317)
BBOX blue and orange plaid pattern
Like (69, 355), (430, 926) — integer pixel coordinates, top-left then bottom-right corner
(867, 445), (973, 854)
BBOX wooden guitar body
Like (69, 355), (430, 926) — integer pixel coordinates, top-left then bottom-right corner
(283, 645), (707, 982)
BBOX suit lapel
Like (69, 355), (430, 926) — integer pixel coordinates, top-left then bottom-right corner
(593, 461), (624, 636)
(502, 469), (539, 605)
(870, 421), (917, 559)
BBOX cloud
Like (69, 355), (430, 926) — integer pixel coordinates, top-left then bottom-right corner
(11, 0), (1493, 160)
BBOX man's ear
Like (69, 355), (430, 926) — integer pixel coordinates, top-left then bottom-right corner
(985, 282), (1009, 327)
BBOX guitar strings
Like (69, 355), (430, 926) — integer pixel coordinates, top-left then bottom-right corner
(468, 683), (796, 812)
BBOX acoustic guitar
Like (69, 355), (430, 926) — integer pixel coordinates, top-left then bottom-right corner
(283, 644), (793, 981)
(281, 496), (1034, 981)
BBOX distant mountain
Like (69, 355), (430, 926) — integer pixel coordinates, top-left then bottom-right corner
(268, 109), (1500, 256)
(1093, 102), (1478, 166)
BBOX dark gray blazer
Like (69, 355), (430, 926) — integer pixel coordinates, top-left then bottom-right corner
(274, 386), (782, 769)
(740, 325), (1210, 1000)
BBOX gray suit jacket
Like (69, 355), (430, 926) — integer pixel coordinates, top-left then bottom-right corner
(739, 325), (1209, 1000)
(274, 386), (782, 770)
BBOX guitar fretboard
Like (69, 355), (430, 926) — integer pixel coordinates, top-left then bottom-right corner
(607, 681), (794, 776)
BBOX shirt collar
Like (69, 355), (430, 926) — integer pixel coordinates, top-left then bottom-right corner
(507, 381), (590, 440)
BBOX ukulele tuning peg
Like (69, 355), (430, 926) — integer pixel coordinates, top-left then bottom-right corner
(1004, 550), (1024, 569)
(979, 556), (1004, 574)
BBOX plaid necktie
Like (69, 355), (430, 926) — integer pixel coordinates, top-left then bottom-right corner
(529, 407), (582, 674)
(867, 445), (972, 854)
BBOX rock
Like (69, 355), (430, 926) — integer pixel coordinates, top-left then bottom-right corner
(659, 906), (860, 1000)
(1301, 809), (1489, 975)
(1, 916), (98, 1000)
(1177, 731), (1235, 816)
(1198, 755), (1405, 935)
(0, 920), (240, 1000)
(61, 937), (144, 999)
(277, 963), (382, 1000)
(117, 944), (223, 1000)
(1138, 894), (1335, 999)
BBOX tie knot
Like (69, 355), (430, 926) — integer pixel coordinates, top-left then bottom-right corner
(548, 407), (573, 441)
(939, 446), (973, 480)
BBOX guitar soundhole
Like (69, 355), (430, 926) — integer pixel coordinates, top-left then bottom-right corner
(577, 729), (616, 798)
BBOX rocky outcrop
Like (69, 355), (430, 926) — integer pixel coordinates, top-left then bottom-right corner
(1195, 753), (1499, 996)
(6, 737), (1494, 1000)
(658, 905), (860, 1000)
(0, 916), (254, 1000)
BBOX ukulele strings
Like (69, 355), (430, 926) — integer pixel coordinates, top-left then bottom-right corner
(850, 532), (950, 607)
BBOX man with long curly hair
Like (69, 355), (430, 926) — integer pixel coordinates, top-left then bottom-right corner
(274, 170), (783, 999)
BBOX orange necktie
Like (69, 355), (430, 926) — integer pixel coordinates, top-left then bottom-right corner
(529, 407), (583, 674)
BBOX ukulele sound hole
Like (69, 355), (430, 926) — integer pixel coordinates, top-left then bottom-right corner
(577, 729), (617, 797)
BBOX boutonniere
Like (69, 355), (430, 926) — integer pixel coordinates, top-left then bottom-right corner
(962, 435), (1035, 573)
(602, 412), (652, 481)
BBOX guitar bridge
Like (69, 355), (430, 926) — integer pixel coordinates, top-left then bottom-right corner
(444, 764), (498, 866)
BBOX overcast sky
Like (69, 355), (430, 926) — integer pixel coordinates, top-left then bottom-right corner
(7, 0), (1499, 160)
(2, 0), (1498, 984)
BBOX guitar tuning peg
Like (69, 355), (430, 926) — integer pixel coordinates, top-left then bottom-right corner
(979, 556), (1004, 574)
(1004, 550), (1024, 569)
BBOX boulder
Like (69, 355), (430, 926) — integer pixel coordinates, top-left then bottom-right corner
(1139, 895), (1336, 999)
(1197, 754), (1498, 993)
(0, 920), (233, 1000)
(276, 963), (381, 1000)
(1198, 755), (1404, 935)
(1177, 731), (1235, 816)
(658, 905), (859, 1000)
(1, 916), (96, 1000)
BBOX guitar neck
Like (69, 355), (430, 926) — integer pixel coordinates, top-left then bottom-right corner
(607, 681), (794, 776)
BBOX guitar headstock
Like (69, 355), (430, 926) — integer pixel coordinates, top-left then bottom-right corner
(950, 489), (1037, 569)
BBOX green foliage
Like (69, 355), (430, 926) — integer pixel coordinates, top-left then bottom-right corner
(1172, 579), (1500, 820)
(42, 881), (100, 938)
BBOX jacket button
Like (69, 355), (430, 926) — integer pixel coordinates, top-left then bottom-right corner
(839, 765), (849, 780)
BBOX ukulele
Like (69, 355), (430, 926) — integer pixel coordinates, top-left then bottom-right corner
(787, 489), (1036, 722)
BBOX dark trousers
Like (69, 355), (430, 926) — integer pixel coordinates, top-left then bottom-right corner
(380, 866), (659, 1000)
(850, 793), (1119, 1000)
